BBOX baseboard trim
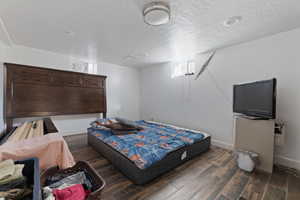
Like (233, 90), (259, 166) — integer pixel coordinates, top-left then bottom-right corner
(211, 139), (300, 171)
(275, 155), (300, 171)
(60, 130), (86, 136)
(211, 139), (234, 150)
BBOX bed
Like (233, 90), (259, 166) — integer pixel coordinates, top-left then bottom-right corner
(88, 120), (211, 185)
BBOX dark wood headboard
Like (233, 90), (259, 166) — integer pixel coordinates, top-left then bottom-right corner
(4, 63), (107, 132)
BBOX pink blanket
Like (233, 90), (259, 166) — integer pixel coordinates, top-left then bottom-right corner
(0, 133), (75, 170)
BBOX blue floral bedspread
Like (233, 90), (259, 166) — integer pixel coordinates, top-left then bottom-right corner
(88, 120), (205, 169)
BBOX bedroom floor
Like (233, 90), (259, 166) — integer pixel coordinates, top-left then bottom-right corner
(65, 134), (300, 200)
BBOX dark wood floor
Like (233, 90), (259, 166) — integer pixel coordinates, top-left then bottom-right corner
(64, 134), (300, 200)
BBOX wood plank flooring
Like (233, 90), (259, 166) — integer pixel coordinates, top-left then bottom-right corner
(64, 134), (300, 200)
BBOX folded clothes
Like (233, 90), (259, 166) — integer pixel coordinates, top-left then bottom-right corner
(43, 182), (79, 200)
(115, 117), (143, 130)
(0, 177), (26, 192)
(0, 160), (15, 181)
(81, 169), (96, 191)
(0, 159), (30, 199)
(0, 188), (32, 200)
(45, 171), (77, 186)
(90, 118), (122, 129)
(48, 172), (92, 191)
(53, 184), (90, 200)
(0, 188), (24, 200)
(43, 187), (55, 200)
(0, 164), (24, 186)
(43, 182), (81, 200)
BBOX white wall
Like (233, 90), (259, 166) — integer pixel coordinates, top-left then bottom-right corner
(140, 28), (300, 169)
(0, 44), (140, 135)
(0, 42), (4, 135)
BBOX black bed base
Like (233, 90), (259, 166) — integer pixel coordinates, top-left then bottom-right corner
(88, 133), (211, 185)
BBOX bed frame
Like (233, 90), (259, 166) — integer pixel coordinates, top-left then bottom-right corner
(3, 63), (107, 133)
(88, 132), (211, 185)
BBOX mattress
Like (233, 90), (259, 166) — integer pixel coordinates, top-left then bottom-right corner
(88, 120), (211, 184)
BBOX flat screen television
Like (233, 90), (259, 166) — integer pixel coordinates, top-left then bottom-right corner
(233, 78), (277, 119)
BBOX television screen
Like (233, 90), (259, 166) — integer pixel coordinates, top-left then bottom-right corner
(233, 78), (277, 119)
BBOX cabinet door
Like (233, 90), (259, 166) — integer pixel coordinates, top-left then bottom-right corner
(234, 117), (274, 173)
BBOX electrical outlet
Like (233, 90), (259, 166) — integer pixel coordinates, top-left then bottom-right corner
(275, 122), (285, 146)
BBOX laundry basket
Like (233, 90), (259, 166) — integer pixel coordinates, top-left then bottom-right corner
(15, 158), (41, 200)
(41, 161), (105, 200)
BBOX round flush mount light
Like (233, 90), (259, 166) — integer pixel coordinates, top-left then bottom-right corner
(123, 53), (149, 61)
(65, 30), (75, 36)
(223, 16), (242, 27)
(143, 2), (170, 26)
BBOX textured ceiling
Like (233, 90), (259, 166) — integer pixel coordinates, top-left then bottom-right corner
(0, 0), (300, 67)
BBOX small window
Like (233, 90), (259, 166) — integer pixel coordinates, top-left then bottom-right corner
(171, 61), (195, 78)
(187, 61), (196, 75)
(171, 62), (186, 78)
(72, 62), (98, 74)
(88, 63), (98, 74)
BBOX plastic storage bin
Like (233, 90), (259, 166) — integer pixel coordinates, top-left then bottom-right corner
(15, 157), (41, 200)
(41, 161), (105, 200)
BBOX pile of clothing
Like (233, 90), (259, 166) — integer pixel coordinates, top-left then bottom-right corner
(43, 170), (94, 200)
(90, 117), (143, 135)
(0, 160), (32, 200)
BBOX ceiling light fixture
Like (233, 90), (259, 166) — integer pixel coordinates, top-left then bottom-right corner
(143, 2), (170, 26)
(65, 30), (75, 36)
(123, 55), (136, 61)
(123, 53), (149, 61)
(223, 16), (242, 27)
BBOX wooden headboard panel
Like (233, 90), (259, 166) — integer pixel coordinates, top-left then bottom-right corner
(4, 63), (107, 132)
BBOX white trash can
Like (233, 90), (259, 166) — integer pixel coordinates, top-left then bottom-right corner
(236, 150), (259, 172)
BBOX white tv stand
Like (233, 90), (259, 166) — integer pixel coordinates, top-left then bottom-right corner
(233, 115), (275, 173)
